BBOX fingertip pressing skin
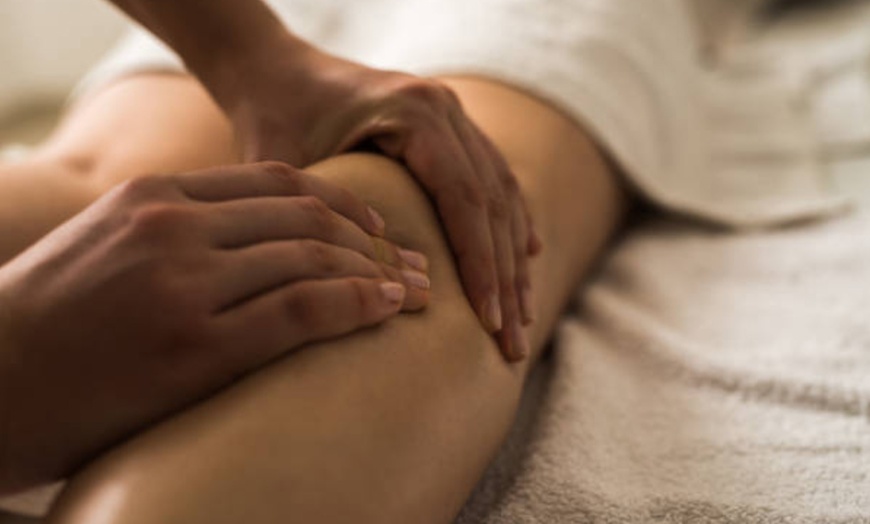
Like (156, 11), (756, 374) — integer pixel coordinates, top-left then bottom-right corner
(481, 293), (503, 334)
(379, 281), (406, 306)
(400, 270), (431, 291)
(397, 248), (428, 272)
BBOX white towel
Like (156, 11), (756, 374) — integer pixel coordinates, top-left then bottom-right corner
(74, 0), (855, 228)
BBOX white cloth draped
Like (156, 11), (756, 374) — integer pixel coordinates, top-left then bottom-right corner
(75, 0), (862, 227)
(3, 1), (870, 521)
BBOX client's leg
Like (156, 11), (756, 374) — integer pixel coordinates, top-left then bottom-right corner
(0, 74), (238, 264)
(42, 78), (627, 523)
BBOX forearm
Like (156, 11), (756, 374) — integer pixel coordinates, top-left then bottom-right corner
(107, 0), (293, 72)
(104, 0), (315, 105)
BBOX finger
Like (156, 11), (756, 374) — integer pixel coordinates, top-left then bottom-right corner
(472, 124), (535, 324)
(440, 82), (538, 259)
(452, 115), (528, 359)
(173, 162), (386, 236)
(474, 125), (542, 258)
(205, 195), (382, 258)
(215, 278), (406, 372)
(212, 240), (429, 312)
(483, 190), (526, 361)
(511, 203), (535, 325)
(380, 123), (502, 334)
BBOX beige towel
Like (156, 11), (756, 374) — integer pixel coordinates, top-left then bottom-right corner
(458, 210), (870, 523)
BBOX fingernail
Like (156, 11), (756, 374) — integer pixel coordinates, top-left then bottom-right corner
(512, 327), (530, 361)
(482, 294), (502, 332)
(520, 285), (535, 324)
(398, 249), (428, 272)
(380, 282), (406, 304)
(401, 270), (430, 290)
(368, 206), (386, 235)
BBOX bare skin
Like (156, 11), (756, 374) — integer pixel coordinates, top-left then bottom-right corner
(0, 161), (434, 494)
(2, 74), (627, 522)
(103, 0), (541, 358)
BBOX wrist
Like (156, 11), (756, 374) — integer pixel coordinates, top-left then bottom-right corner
(193, 26), (316, 113)
(199, 34), (339, 165)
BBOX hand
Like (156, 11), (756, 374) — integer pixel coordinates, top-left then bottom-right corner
(208, 38), (542, 361)
(0, 162), (429, 493)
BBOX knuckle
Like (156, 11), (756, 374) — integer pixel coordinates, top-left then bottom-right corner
(303, 240), (341, 273)
(396, 78), (451, 109)
(116, 173), (173, 202)
(259, 161), (305, 192)
(296, 194), (329, 215)
(298, 196), (336, 232)
(127, 202), (197, 242)
(346, 278), (375, 315)
(258, 160), (296, 179)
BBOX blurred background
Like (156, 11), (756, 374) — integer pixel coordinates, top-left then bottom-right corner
(1, 0), (868, 201)
(0, 0), (126, 145)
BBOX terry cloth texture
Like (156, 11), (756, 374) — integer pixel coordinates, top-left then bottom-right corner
(73, 0), (856, 228)
(457, 209), (870, 523)
(3, 0), (870, 521)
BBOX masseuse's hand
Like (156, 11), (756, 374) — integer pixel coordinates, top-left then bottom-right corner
(208, 40), (540, 361)
(0, 162), (429, 493)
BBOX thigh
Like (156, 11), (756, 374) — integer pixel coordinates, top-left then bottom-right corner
(45, 79), (627, 524)
(0, 74), (238, 264)
(40, 73), (240, 186)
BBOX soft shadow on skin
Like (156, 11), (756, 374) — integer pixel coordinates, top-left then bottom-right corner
(0, 509), (41, 523)
(455, 348), (556, 524)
